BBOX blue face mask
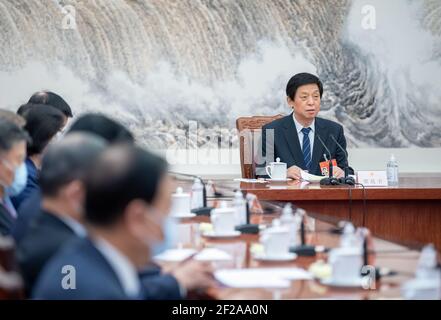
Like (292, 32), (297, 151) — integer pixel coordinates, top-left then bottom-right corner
(151, 216), (177, 256)
(5, 162), (28, 197)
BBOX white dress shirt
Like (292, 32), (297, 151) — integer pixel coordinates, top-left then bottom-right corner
(93, 237), (141, 299)
(58, 215), (87, 238)
(292, 113), (315, 154)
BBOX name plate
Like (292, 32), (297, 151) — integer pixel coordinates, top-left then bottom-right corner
(357, 171), (388, 187)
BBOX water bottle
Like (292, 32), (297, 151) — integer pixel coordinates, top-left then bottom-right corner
(280, 203), (298, 246)
(191, 178), (204, 209)
(416, 244), (440, 280)
(340, 223), (362, 249)
(386, 154), (399, 186)
(233, 190), (247, 225)
(402, 244), (441, 299)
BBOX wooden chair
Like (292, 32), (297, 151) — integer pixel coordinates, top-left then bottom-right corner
(236, 114), (284, 179)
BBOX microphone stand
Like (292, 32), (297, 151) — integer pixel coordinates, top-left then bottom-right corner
(169, 171), (213, 216)
(360, 228), (395, 280)
(235, 193), (259, 234)
(289, 211), (324, 257)
(330, 135), (355, 185)
(316, 134), (338, 186)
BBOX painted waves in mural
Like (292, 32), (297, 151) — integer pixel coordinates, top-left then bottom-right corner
(0, 0), (440, 148)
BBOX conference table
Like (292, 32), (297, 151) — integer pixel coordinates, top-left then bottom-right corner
(164, 180), (424, 299)
(237, 174), (441, 252)
(164, 211), (419, 300)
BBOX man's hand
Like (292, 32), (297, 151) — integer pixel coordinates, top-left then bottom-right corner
(171, 260), (215, 292)
(333, 166), (344, 179)
(287, 165), (303, 180)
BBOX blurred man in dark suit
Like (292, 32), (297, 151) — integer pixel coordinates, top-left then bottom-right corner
(17, 133), (107, 294)
(13, 113), (135, 244)
(11, 105), (65, 211)
(0, 119), (29, 235)
(33, 145), (214, 299)
(258, 73), (353, 179)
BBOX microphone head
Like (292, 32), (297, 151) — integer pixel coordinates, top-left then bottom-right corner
(345, 176), (355, 185)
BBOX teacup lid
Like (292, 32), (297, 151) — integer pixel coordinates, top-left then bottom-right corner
(172, 187), (190, 198)
(272, 157), (285, 165)
(211, 203), (235, 215)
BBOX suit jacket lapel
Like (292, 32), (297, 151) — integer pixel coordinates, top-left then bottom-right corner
(282, 113), (306, 168)
(311, 118), (327, 174)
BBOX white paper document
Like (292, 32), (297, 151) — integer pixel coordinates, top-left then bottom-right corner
(234, 178), (268, 183)
(194, 248), (233, 261)
(215, 268), (313, 288)
(154, 248), (232, 262)
(300, 170), (324, 183)
(153, 249), (197, 262)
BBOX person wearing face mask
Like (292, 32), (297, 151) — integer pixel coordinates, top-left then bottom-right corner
(12, 112), (135, 244)
(17, 133), (107, 295)
(32, 145), (215, 300)
(11, 104), (65, 211)
(0, 119), (29, 235)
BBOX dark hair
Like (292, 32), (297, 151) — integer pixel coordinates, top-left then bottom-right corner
(16, 104), (34, 118)
(23, 104), (65, 156)
(40, 133), (107, 197)
(28, 91), (73, 118)
(286, 73), (323, 100)
(0, 119), (30, 153)
(85, 145), (168, 226)
(67, 113), (134, 144)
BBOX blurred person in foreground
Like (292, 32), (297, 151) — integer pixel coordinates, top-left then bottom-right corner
(33, 145), (215, 299)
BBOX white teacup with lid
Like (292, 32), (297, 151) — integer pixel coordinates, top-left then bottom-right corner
(260, 219), (290, 258)
(265, 157), (287, 180)
(210, 202), (237, 235)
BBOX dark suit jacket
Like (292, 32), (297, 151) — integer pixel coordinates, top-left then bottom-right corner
(0, 201), (14, 236)
(11, 157), (39, 211)
(32, 237), (136, 299)
(12, 190), (42, 244)
(17, 210), (77, 294)
(258, 114), (353, 176)
(32, 237), (183, 300)
(139, 265), (183, 300)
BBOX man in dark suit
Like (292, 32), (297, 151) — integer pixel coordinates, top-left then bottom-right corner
(0, 119), (28, 236)
(32, 144), (214, 299)
(17, 133), (107, 293)
(258, 73), (352, 179)
(12, 112), (135, 244)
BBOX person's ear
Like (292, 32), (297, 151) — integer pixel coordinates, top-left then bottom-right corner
(62, 180), (86, 219)
(287, 96), (294, 108)
(65, 180), (84, 203)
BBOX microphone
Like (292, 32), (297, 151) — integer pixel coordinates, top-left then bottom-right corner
(330, 135), (355, 186)
(289, 209), (328, 257)
(359, 228), (395, 280)
(168, 171), (213, 216)
(316, 134), (339, 185)
(235, 193), (260, 234)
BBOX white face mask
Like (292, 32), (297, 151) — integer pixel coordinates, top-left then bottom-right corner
(139, 206), (174, 256)
(5, 161), (28, 196)
(0, 159), (25, 191)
